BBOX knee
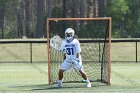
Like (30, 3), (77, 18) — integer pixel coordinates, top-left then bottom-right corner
(59, 69), (64, 73)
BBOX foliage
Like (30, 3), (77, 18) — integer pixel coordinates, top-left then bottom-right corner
(0, 0), (140, 38)
(106, 0), (140, 38)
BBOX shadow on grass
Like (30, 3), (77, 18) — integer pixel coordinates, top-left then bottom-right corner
(14, 84), (51, 91)
(15, 82), (106, 91)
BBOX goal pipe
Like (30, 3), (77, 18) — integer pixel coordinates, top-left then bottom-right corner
(46, 17), (112, 85)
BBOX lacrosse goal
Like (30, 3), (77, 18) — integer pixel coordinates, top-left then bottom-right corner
(46, 18), (112, 85)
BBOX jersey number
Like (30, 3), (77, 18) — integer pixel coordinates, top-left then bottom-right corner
(66, 48), (74, 55)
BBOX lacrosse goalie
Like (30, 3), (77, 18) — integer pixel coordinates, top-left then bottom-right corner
(57, 28), (91, 88)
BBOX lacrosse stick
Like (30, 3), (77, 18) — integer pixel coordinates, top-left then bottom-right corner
(50, 35), (62, 51)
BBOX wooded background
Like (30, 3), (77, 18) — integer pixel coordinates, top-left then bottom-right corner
(0, 0), (140, 38)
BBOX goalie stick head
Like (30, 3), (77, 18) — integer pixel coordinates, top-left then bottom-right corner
(50, 35), (62, 50)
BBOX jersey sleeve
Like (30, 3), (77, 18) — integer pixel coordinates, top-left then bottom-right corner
(75, 39), (81, 53)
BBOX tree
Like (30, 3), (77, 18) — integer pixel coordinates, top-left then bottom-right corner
(35, 0), (45, 38)
(0, 0), (140, 38)
(98, 0), (105, 17)
(14, 1), (23, 38)
(62, 0), (66, 18)
(92, 0), (97, 17)
(0, 0), (5, 38)
(25, 0), (30, 37)
(106, 0), (129, 37)
(126, 0), (140, 37)
(80, 0), (85, 18)
(47, 0), (54, 18)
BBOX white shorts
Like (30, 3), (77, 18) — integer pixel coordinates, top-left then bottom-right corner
(60, 59), (83, 71)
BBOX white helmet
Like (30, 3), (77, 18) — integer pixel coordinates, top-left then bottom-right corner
(65, 28), (75, 41)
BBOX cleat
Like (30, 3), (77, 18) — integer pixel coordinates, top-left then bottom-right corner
(86, 82), (91, 88)
(57, 82), (63, 88)
(57, 84), (63, 88)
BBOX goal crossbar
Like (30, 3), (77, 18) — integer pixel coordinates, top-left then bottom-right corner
(47, 17), (112, 21)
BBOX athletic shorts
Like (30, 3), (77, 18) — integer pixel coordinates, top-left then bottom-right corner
(60, 59), (83, 71)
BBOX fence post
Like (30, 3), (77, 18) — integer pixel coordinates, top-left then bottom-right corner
(99, 42), (101, 63)
(30, 43), (32, 63)
(136, 41), (137, 63)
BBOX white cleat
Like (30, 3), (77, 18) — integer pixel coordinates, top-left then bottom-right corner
(86, 82), (91, 88)
(57, 82), (63, 88)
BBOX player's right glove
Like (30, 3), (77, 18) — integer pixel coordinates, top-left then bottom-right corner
(73, 58), (80, 63)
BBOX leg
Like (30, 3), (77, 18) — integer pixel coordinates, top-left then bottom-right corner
(73, 61), (91, 87)
(73, 61), (89, 80)
(58, 69), (64, 80)
(57, 69), (64, 87)
(79, 70), (88, 80)
(57, 60), (72, 87)
(79, 70), (91, 87)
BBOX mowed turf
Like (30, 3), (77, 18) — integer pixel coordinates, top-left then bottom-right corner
(0, 63), (140, 93)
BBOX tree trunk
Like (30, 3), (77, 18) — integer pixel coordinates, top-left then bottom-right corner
(47, 0), (54, 18)
(80, 0), (85, 18)
(20, 0), (26, 38)
(25, 0), (30, 37)
(0, 2), (5, 38)
(72, 0), (77, 18)
(14, 1), (24, 38)
(17, 12), (23, 38)
(86, 0), (91, 18)
(36, 0), (45, 38)
(98, 0), (105, 17)
(93, 0), (97, 17)
(62, 0), (66, 18)
(80, 0), (85, 27)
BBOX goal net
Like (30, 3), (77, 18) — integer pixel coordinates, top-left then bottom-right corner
(46, 18), (112, 85)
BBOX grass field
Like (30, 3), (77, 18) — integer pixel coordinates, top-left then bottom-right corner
(0, 41), (140, 93)
(0, 63), (140, 93)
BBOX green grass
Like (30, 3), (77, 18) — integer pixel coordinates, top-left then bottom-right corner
(0, 41), (140, 93)
(0, 63), (140, 93)
(0, 43), (48, 63)
(111, 42), (140, 62)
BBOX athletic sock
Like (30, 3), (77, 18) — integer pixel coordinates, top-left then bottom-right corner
(58, 80), (62, 83)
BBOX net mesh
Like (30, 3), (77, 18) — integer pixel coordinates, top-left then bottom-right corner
(48, 18), (111, 85)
